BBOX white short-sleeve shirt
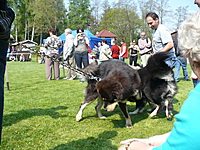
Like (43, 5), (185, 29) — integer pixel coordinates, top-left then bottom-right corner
(152, 24), (175, 57)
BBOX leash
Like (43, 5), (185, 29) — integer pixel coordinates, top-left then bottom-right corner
(31, 49), (101, 81)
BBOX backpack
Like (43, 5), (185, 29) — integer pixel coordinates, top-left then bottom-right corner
(146, 37), (152, 49)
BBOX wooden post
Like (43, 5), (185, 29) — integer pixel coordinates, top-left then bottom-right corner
(5, 65), (10, 91)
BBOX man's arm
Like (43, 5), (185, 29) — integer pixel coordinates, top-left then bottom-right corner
(160, 41), (174, 53)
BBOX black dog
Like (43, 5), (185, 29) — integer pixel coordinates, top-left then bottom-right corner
(76, 59), (141, 127)
(129, 52), (178, 119)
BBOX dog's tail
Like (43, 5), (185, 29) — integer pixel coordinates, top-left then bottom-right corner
(145, 52), (171, 73)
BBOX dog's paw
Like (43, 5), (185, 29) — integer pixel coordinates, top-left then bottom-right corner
(76, 114), (82, 121)
(167, 113), (173, 120)
(149, 113), (156, 118)
(126, 124), (133, 128)
(126, 118), (133, 128)
(99, 116), (106, 119)
(129, 108), (139, 115)
(129, 111), (138, 115)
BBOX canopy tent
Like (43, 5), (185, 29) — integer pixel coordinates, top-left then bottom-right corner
(58, 30), (112, 50)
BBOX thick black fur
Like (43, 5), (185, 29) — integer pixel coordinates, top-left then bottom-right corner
(129, 52), (178, 119)
(76, 59), (141, 127)
(76, 52), (178, 128)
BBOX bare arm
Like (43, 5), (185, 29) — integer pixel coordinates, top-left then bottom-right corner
(74, 37), (78, 46)
(120, 132), (171, 148)
(159, 41), (174, 53)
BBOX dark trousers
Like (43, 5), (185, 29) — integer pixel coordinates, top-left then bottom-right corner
(0, 40), (9, 141)
(74, 52), (89, 68)
(130, 55), (138, 66)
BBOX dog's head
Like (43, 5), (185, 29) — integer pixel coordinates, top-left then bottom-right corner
(96, 80), (124, 101)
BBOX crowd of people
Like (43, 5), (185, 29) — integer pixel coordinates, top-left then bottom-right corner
(44, 25), (196, 85)
(43, 25), (195, 84)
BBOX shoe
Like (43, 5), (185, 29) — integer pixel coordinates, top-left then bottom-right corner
(184, 79), (190, 81)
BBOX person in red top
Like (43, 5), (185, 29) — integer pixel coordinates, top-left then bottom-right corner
(111, 41), (120, 59)
(119, 39), (128, 61)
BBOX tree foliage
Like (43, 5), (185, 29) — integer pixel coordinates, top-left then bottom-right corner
(68, 0), (91, 30)
(99, 1), (142, 43)
(7, 0), (190, 45)
(8, 0), (67, 43)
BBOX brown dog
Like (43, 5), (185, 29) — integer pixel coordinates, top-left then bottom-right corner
(76, 59), (141, 127)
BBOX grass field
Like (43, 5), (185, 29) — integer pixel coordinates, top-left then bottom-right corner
(1, 56), (194, 150)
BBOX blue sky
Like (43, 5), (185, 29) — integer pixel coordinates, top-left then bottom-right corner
(64, 0), (199, 12)
(168, 0), (199, 13)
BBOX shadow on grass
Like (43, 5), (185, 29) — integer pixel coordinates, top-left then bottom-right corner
(79, 104), (149, 128)
(111, 105), (149, 128)
(50, 131), (118, 150)
(3, 106), (68, 127)
(78, 100), (180, 128)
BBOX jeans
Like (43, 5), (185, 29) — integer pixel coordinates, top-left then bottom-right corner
(193, 79), (200, 87)
(0, 40), (9, 141)
(74, 52), (89, 68)
(174, 57), (189, 82)
(74, 52), (89, 82)
(164, 57), (177, 69)
(119, 56), (124, 61)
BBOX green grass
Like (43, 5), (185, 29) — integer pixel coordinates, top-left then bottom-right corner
(1, 56), (194, 150)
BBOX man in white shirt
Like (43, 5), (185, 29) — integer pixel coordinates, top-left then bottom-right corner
(146, 12), (176, 68)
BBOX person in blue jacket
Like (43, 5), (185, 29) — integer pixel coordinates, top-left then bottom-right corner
(119, 9), (200, 150)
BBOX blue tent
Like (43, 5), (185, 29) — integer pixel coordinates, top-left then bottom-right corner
(58, 30), (112, 50)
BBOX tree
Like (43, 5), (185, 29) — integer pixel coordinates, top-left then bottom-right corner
(138, 0), (157, 37)
(87, 0), (102, 34)
(173, 6), (188, 30)
(68, 0), (91, 30)
(99, 1), (142, 43)
(29, 0), (67, 43)
(8, 0), (67, 43)
(155, 0), (171, 24)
